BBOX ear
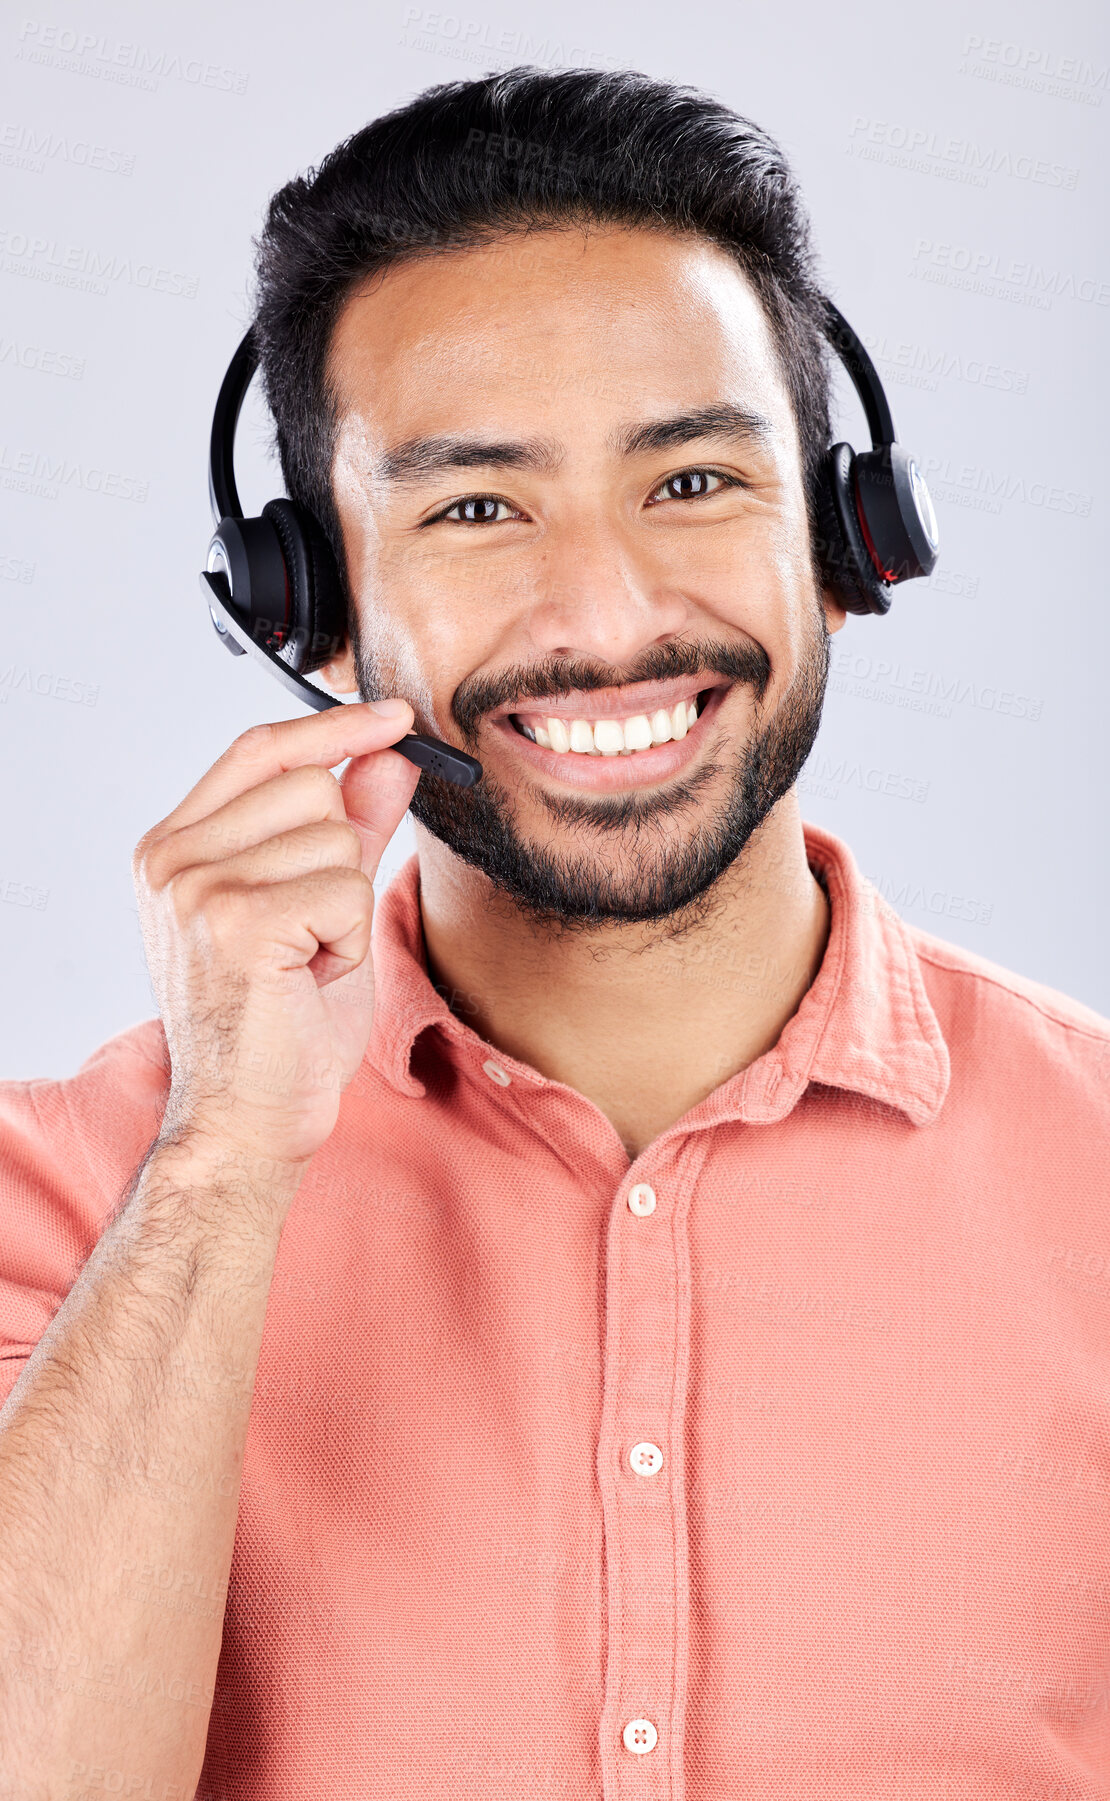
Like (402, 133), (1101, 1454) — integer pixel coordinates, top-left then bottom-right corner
(821, 586), (849, 634)
(315, 637), (361, 695)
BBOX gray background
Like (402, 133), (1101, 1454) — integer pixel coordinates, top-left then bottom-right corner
(1, 0), (1106, 1079)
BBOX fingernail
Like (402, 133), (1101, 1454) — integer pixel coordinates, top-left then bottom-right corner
(368, 697), (411, 717)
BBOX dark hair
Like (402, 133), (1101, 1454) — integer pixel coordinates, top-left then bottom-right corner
(252, 66), (834, 644)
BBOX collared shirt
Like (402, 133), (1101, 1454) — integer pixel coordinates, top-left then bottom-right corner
(2, 819), (1109, 1799)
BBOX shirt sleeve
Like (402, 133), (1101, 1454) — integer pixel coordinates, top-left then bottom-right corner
(0, 1019), (170, 1407)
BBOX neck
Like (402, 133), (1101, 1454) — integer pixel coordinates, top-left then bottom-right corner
(413, 792), (830, 1163)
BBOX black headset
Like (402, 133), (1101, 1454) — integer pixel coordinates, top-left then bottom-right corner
(199, 335), (483, 788)
(201, 297), (937, 788)
(812, 300), (939, 609)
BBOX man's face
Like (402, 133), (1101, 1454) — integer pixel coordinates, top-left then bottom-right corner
(326, 223), (846, 930)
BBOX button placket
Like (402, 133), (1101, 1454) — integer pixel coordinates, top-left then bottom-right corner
(598, 1173), (691, 1800)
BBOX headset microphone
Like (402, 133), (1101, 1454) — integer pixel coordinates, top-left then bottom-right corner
(200, 331), (483, 788)
(201, 300), (937, 774)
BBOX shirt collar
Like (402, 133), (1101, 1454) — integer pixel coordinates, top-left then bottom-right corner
(364, 820), (950, 1129)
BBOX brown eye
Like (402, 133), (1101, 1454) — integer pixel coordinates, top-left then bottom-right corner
(650, 469), (734, 504)
(444, 497), (510, 524)
(669, 472), (712, 498)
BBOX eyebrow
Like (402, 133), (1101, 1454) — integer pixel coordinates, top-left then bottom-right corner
(612, 403), (774, 459)
(379, 433), (562, 483)
(377, 403), (774, 485)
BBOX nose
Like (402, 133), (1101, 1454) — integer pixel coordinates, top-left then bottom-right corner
(525, 517), (691, 668)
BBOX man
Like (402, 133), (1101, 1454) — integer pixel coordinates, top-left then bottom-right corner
(1, 67), (1107, 1801)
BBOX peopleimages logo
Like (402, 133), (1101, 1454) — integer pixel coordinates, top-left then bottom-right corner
(861, 331), (1029, 397)
(0, 875), (49, 908)
(0, 663), (99, 706)
(0, 228), (198, 299)
(910, 239), (1110, 309)
(14, 21), (249, 95)
(847, 116), (1079, 189)
(0, 443), (148, 503)
(958, 33), (1106, 107)
(0, 336), (84, 379)
(397, 7), (607, 72)
(919, 454), (1092, 518)
(798, 754), (930, 805)
(0, 120), (135, 177)
(863, 871), (994, 928)
(830, 647), (1044, 723)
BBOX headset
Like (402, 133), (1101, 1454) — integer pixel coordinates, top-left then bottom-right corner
(201, 297), (938, 789)
(200, 337), (483, 788)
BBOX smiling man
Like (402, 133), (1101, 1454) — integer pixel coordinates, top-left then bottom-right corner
(318, 219), (840, 1157)
(1, 67), (1109, 1801)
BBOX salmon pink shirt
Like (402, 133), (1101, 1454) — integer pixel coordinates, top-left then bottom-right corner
(2, 819), (1109, 1799)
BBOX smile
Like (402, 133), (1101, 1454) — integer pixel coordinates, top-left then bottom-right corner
(492, 682), (733, 791)
(512, 693), (703, 755)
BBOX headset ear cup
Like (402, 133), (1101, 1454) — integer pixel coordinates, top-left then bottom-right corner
(819, 445), (893, 618)
(261, 498), (347, 675)
(812, 457), (857, 611)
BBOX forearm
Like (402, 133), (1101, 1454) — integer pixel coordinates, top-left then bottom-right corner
(0, 1138), (303, 1796)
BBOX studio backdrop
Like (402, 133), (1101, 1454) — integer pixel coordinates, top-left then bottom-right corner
(0, 0), (1105, 1077)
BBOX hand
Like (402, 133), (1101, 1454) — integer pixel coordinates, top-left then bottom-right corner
(132, 700), (422, 1175)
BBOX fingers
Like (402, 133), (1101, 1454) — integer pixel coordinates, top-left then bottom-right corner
(165, 819), (364, 905)
(199, 866), (376, 979)
(135, 707), (422, 895)
(339, 749), (423, 885)
(154, 700), (414, 836)
(128, 705), (422, 1173)
(141, 764), (352, 885)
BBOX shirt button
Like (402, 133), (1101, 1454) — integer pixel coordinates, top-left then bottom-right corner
(482, 1059), (511, 1087)
(623, 1718), (658, 1754)
(627, 1182), (656, 1216)
(628, 1441), (664, 1476)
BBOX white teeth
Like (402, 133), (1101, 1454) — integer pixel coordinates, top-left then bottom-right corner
(593, 719), (623, 756)
(623, 713), (654, 751)
(520, 691), (708, 757)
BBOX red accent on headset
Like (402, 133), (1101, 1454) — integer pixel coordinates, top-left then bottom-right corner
(852, 468), (897, 583)
(265, 564), (293, 652)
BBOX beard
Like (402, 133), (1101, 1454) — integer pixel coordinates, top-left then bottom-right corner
(349, 603), (831, 938)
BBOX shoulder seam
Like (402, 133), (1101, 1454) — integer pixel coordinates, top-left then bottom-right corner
(913, 946), (1110, 1044)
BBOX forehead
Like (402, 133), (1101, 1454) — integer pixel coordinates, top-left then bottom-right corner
(326, 224), (791, 440)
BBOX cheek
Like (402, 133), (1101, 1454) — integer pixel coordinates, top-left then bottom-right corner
(356, 570), (488, 730)
(352, 597), (423, 703)
(686, 511), (809, 628)
(696, 517), (821, 693)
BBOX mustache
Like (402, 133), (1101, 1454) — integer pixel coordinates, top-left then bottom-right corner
(451, 639), (773, 739)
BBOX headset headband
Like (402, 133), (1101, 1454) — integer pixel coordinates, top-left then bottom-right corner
(208, 329), (258, 524)
(818, 301), (896, 448)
